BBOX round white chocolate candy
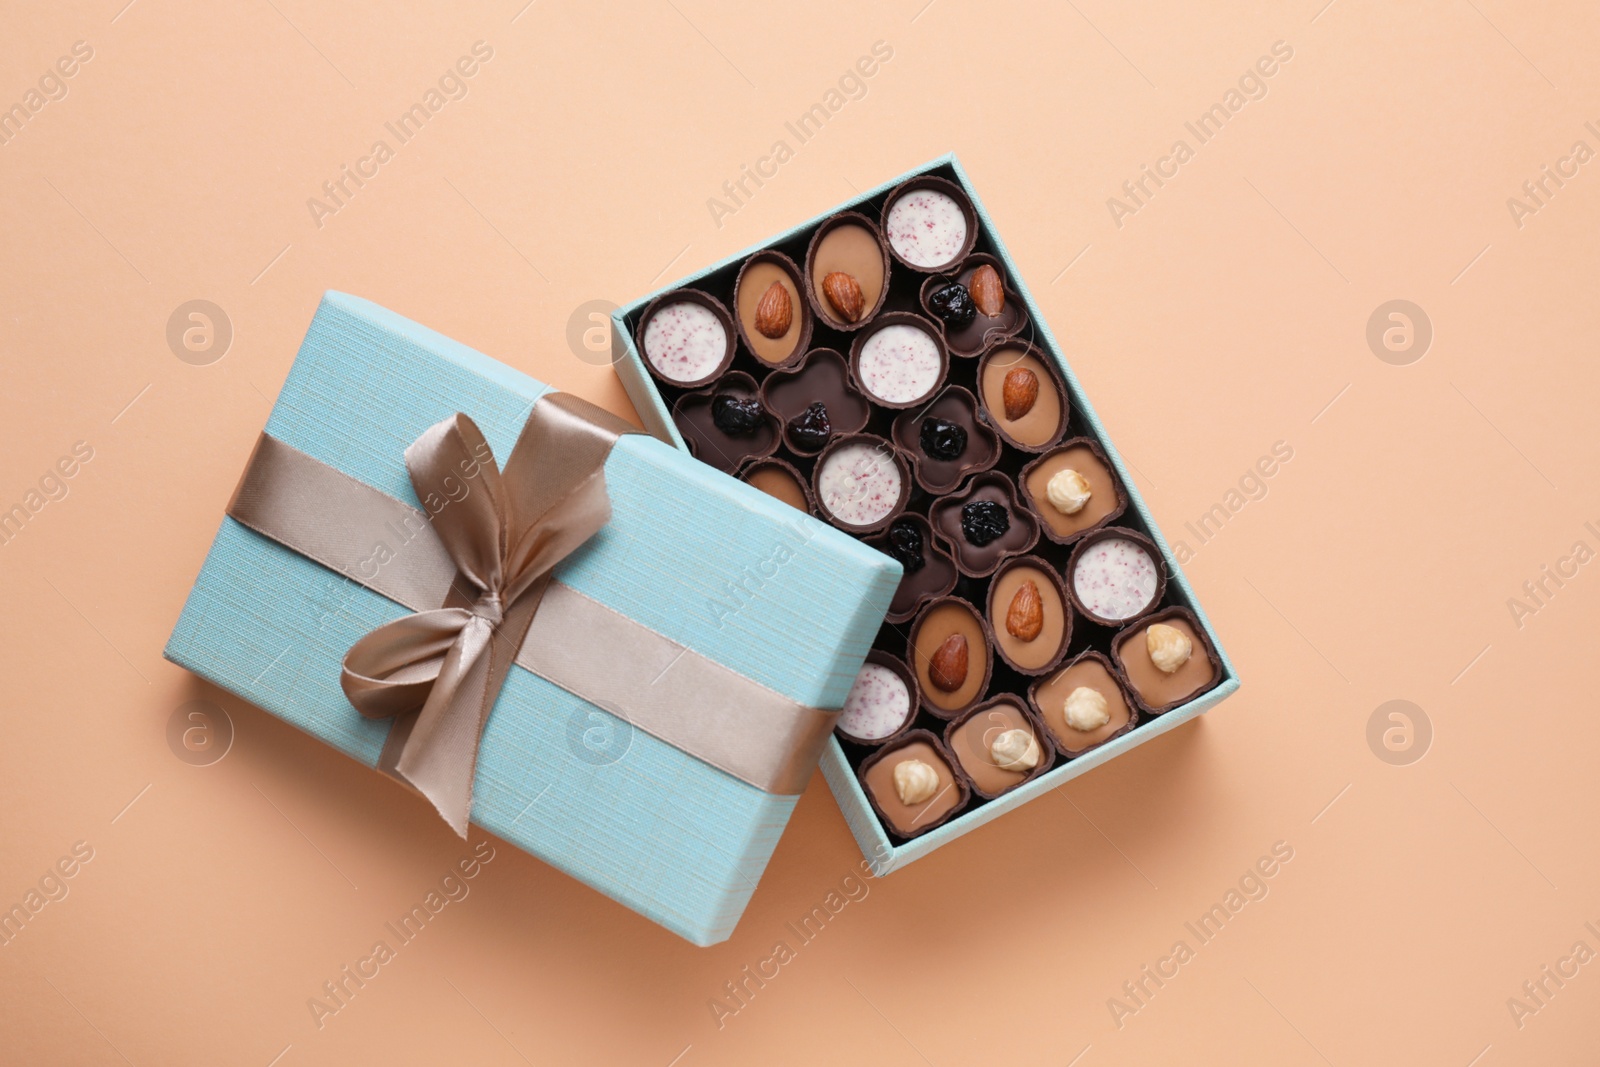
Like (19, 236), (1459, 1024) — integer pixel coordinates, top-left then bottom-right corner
(839, 663), (912, 740)
(1072, 537), (1158, 621)
(857, 325), (941, 405)
(885, 189), (968, 269)
(642, 301), (726, 382)
(817, 442), (901, 528)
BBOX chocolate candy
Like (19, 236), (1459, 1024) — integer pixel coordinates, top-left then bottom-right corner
(944, 698), (1052, 799)
(857, 730), (968, 837)
(881, 176), (977, 272)
(930, 472), (1039, 578)
(978, 344), (1067, 452)
(890, 386), (1000, 495)
(636, 289), (735, 387)
(812, 434), (909, 534)
(760, 348), (870, 455)
(1020, 437), (1128, 544)
(850, 313), (947, 409)
(1067, 527), (1166, 627)
(1030, 652), (1137, 758)
(1112, 607), (1220, 715)
(740, 458), (812, 514)
(836, 651), (919, 745)
(866, 514), (959, 624)
(733, 251), (811, 367)
(908, 596), (992, 719)
(806, 212), (890, 330)
(987, 555), (1072, 675)
(671, 371), (778, 474)
(921, 254), (1028, 357)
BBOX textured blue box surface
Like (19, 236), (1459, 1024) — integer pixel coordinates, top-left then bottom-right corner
(612, 156), (1241, 875)
(164, 292), (899, 944)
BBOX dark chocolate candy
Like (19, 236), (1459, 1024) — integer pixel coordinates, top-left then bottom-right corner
(760, 348), (871, 455)
(865, 513), (958, 624)
(670, 371), (779, 474)
(920, 254), (1028, 357)
(930, 472), (1039, 577)
(889, 386), (1000, 495)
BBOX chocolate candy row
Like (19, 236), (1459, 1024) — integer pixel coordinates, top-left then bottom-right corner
(845, 599), (1220, 838)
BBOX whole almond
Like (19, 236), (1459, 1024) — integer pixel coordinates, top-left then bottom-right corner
(753, 280), (792, 339)
(927, 633), (969, 693)
(822, 271), (865, 323)
(970, 264), (1004, 317)
(1002, 367), (1039, 421)
(1005, 580), (1044, 642)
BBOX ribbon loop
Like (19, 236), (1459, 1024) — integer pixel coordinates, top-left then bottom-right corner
(337, 395), (621, 834)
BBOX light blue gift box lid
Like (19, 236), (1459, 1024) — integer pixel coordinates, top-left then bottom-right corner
(164, 292), (899, 946)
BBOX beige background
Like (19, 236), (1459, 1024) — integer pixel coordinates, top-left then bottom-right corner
(3, 0), (1598, 1063)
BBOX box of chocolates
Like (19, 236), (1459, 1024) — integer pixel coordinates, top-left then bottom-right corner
(165, 293), (899, 944)
(613, 156), (1239, 873)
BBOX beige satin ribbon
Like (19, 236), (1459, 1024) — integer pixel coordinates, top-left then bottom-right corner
(227, 392), (835, 835)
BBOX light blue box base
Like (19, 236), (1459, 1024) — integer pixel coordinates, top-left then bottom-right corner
(611, 156), (1240, 875)
(165, 293), (898, 943)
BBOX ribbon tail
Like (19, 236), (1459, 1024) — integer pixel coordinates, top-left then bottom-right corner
(390, 579), (549, 835)
(390, 615), (496, 836)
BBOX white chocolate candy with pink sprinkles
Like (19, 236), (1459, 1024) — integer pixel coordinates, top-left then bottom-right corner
(642, 301), (726, 383)
(857, 325), (941, 404)
(1072, 538), (1158, 621)
(839, 663), (911, 740)
(818, 442), (901, 528)
(885, 189), (968, 269)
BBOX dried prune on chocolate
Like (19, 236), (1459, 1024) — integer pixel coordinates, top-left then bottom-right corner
(711, 393), (764, 436)
(886, 518), (926, 573)
(928, 283), (976, 328)
(919, 417), (967, 461)
(960, 500), (1010, 546)
(787, 401), (832, 452)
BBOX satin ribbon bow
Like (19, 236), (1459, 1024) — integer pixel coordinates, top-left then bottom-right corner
(339, 397), (620, 835)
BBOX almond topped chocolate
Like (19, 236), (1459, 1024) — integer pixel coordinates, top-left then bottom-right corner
(909, 597), (991, 718)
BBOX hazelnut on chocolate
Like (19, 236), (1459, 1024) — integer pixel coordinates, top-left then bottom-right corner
(990, 728), (1039, 772)
(1146, 623), (1193, 674)
(893, 760), (940, 804)
(1065, 687), (1111, 732)
(1046, 468), (1092, 515)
